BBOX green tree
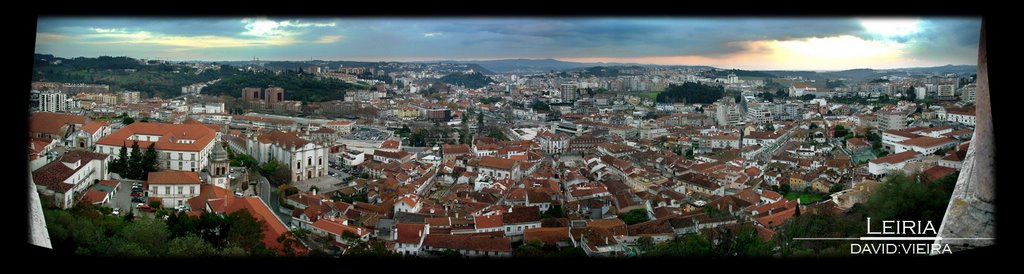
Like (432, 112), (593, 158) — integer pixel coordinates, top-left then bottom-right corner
(142, 142), (158, 176)
(833, 125), (848, 138)
(775, 89), (789, 98)
(111, 144), (129, 175)
(119, 217), (170, 256)
(514, 239), (546, 257)
(219, 245), (249, 257)
(225, 209), (266, 252)
(123, 116), (135, 125)
(635, 235), (655, 255)
(167, 233), (217, 257)
(127, 141), (143, 179)
(618, 209), (650, 225)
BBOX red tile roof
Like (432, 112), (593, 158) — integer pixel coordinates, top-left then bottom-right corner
(395, 223), (427, 244)
(422, 234), (512, 252)
(81, 121), (108, 134)
(225, 197), (304, 255)
(478, 156), (518, 170)
(898, 136), (956, 148)
(187, 184), (235, 213)
(474, 214), (504, 229)
(870, 151), (921, 165)
(96, 122), (216, 152)
(31, 150), (108, 193)
(381, 140), (400, 149)
(147, 171), (201, 185)
(923, 166), (957, 183)
(256, 131), (310, 149)
(30, 112), (87, 135)
(524, 227), (570, 246)
(82, 190), (108, 204)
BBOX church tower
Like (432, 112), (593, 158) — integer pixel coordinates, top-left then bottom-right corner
(209, 143), (230, 189)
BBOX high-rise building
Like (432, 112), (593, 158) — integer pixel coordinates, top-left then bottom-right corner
(559, 83), (578, 103)
(38, 90), (68, 113)
(877, 110), (907, 131)
(960, 84), (976, 103)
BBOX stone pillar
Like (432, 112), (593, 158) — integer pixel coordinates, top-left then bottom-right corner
(933, 18), (995, 254)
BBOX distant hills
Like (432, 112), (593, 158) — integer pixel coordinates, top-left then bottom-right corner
(443, 59), (643, 74)
(759, 65), (976, 82)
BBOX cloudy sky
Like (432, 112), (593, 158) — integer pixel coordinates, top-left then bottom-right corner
(35, 17), (980, 71)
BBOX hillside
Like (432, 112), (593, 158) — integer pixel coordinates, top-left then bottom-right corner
(440, 72), (495, 89)
(202, 71), (368, 102)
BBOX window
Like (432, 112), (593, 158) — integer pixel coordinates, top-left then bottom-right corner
(178, 186), (183, 194)
(178, 153), (183, 160)
(191, 154), (195, 160)
(319, 157), (322, 165)
(190, 186), (195, 195)
(308, 158), (312, 166)
(178, 162), (182, 169)
(191, 162), (195, 167)
(165, 186), (170, 195)
(297, 162), (301, 169)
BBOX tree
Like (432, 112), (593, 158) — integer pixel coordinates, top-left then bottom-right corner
(111, 144), (129, 175)
(636, 236), (655, 255)
(833, 125), (848, 138)
(119, 217), (170, 256)
(225, 209), (266, 252)
(219, 245), (249, 257)
(775, 89), (789, 98)
(800, 94), (816, 101)
(656, 82), (725, 104)
(123, 116), (135, 125)
(514, 239), (546, 257)
(127, 141), (143, 179)
(167, 233), (216, 257)
(618, 209), (650, 225)
(142, 142), (158, 177)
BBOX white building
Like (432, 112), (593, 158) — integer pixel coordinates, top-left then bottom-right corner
(535, 130), (569, 155)
(477, 156), (521, 181)
(249, 131), (328, 182)
(38, 90), (69, 113)
(789, 83), (817, 97)
(877, 110), (907, 131)
(937, 107), (976, 126)
(894, 136), (957, 154)
(341, 149), (365, 167)
(95, 122), (218, 172)
(868, 151), (923, 176)
(146, 170), (202, 209)
(915, 86), (927, 100)
(394, 194), (422, 214)
(31, 150), (110, 209)
(394, 223), (429, 256)
(323, 120), (355, 136)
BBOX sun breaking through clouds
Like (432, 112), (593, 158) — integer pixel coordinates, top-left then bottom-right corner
(35, 17), (980, 70)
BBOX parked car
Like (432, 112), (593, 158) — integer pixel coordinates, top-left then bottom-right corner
(111, 208), (121, 216)
(131, 192), (143, 197)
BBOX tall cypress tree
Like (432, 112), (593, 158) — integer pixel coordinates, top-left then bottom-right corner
(129, 141), (143, 179)
(143, 142), (158, 175)
(113, 143), (129, 175)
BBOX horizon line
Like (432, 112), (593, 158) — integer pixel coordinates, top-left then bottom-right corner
(34, 53), (977, 73)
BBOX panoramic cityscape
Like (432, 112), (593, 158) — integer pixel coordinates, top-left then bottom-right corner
(27, 17), (993, 257)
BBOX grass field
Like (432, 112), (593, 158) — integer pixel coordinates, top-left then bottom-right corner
(621, 91), (660, 100)
(784, 192), (827, 204)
